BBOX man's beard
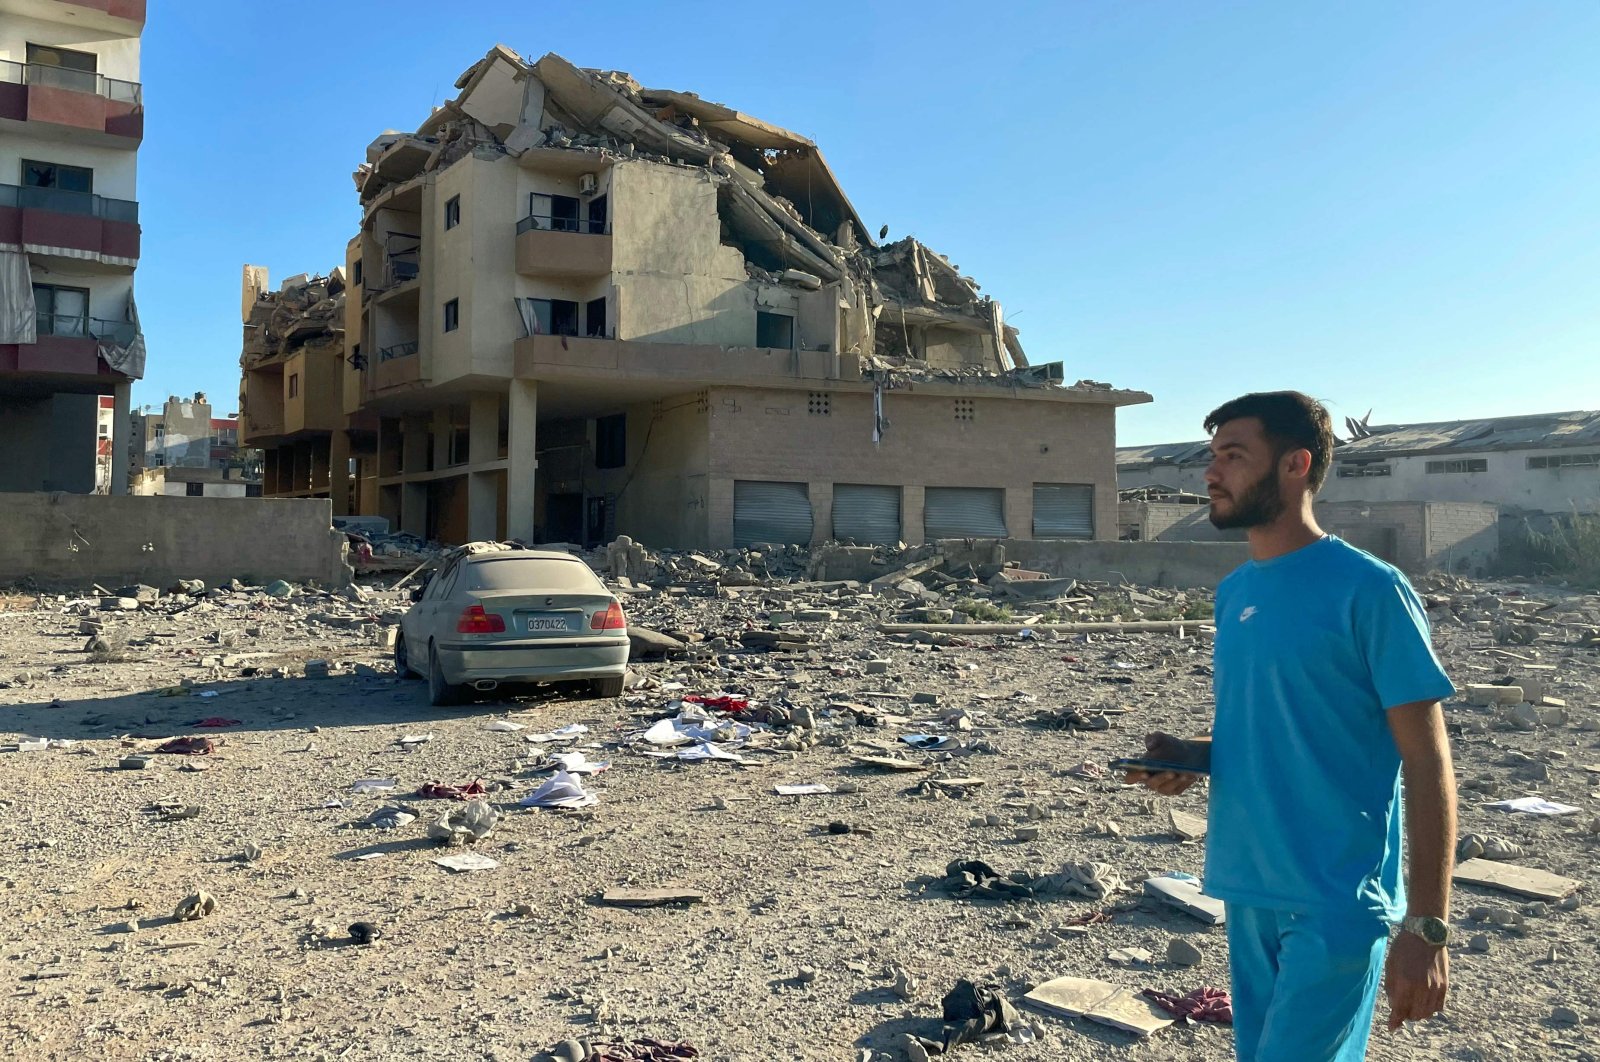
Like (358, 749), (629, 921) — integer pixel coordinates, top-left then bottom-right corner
(1209, 466), (1284, 530)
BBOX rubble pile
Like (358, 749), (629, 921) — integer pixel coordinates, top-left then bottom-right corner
(0, 547), (1598, 1060)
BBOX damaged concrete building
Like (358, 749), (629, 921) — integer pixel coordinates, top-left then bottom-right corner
(243, 45), (1148, 548)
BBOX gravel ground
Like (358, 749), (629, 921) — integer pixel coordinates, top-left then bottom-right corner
(1, 568), (1598, 1062)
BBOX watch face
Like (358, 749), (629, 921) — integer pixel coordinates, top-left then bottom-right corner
(1416, 917), (1449, 945)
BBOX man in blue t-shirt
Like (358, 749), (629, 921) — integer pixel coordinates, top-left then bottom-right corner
(1125, 391), (1458, 1061)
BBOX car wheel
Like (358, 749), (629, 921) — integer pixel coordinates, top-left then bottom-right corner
(427, 643), (464, 706)
(394, 633), (420, 679)
(592, 675), (625, 699)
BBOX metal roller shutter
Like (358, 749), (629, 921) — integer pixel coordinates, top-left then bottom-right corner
(1033, 483), (1094, 539)
(924, 487), (1007, 540)
(733, 480), (813, 547)
(832, 484), (901, 544)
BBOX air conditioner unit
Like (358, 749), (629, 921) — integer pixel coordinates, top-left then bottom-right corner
(578, 173), (598, 196)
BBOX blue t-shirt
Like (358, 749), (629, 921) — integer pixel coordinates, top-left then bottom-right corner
(1204, 535), (1455, 922)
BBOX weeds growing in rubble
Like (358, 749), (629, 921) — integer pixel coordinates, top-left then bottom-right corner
(1504, 510), (1600, 589)
(954, 600), (1015, 623)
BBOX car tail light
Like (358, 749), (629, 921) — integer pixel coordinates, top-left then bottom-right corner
(591, 601), (626, 630)
(456, 605), (505, 634)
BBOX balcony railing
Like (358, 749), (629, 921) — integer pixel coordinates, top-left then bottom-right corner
(516, 213), (610, 236)
(36, 314), (136, 345)
(379, 341), (419, 362)
(0, 60), (142, 106)
(0, 182), (139, 223)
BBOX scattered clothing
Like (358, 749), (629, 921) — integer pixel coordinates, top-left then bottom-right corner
(681, 693), (748, 712)
(1141, 986), (1234, 1024)
(417, 780), (488, 800)
(590, 1040), (699, 1061)
(941, 979), (1020, 1050)
(155, 737), (214, 755)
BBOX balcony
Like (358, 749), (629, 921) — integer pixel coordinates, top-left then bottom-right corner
(371, 341), (424, 395)
(0, 61), (143, 143)
(515, 214), (612, 278)
(0, 182), (139, 264)
(4, 0), (149, 32)
(0, 315), (137, 381)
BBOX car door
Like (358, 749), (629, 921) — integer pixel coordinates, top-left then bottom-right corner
(406, 558), (457, 659)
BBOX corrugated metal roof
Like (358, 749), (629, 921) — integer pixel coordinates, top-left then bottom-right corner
(1340, 410), (1600, 457)
(1119, 409), (1600, 467)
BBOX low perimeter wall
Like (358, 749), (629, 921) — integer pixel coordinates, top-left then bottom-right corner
(813, 539), (1251, 589)
(939, 539), (1251, 589)
(0, 493), (351, 589)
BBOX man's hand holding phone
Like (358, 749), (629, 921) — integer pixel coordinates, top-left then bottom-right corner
(1118, 732), (1210, 796)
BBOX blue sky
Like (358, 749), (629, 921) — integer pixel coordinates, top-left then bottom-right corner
(134, 1), (1600, 444)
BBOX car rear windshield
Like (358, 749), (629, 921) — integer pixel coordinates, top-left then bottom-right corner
(464, 557), (603, 592)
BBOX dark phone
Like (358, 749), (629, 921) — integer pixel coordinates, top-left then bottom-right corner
(1109, 757), (1209, 777)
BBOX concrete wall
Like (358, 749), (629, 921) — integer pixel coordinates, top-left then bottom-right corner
(1118, 500), (1243, 542)
(939, 538), (1250, 590)
(0, 494), (350, 588)
(611, 161), (752, 347)
(703, 386), (1119, 547)
(1318, 500), (1498, 574)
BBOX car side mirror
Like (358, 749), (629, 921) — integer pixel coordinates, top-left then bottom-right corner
(409, 587), (424, 603)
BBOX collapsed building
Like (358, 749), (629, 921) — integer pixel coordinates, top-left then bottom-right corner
(241, 45), (1150, 548)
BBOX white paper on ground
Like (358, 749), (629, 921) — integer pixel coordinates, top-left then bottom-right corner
(398, 733), (433, 745)
(1485, 796), (1581, 816)
(519, 770), (598, 809)
(523, 724), (589, 744)
(551, 751), (610, 775)
(774, 783), (832, 796)
(433, 852), (499, 872)
(350, 778), (397, 793)
(484, 720), (525, 732)
(677, 741), (747, 764)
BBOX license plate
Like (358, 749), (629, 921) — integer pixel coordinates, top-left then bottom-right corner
(520, 613), (575, 632)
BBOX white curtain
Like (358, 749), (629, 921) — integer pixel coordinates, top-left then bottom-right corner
(0, 250), (36, 344)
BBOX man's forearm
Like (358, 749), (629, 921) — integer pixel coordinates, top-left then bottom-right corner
(1403, 741), (1457, 918)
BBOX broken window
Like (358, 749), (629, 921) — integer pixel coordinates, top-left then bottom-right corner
(526, 298), (579, 337)
(1425, 458), (1487, 474)
(25, 43), (97, 93)
(351, 259), (363, 287)
(1528, 453), (1599, 470)
(32, 283), (89, 337)
(527, 193), (582, 233)
(585, 297), (607, 338)
(288, 373), (300, 398)
(587, 195), (609, 235)
(23, 159), (93, 194)
(444, 195), (461, 230)
(595, 414), (626, 469)
(756, 311), (794, 350)
(443, 298), (460, 332)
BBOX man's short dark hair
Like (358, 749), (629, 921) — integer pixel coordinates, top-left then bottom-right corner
(1204, 391), (1335, 492)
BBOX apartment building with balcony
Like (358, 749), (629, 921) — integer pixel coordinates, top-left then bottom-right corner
(0, 0), (145, 493)
(250, 46), (1149, 549)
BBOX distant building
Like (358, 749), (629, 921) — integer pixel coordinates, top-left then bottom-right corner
(130, 392), (260, 491)
(93, 394), (116, 493)
(1118, 410), (1600, 518)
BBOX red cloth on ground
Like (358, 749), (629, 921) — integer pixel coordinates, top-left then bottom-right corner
(192, 718), (241, 728)
(1141, 986), (1233, 1024)
(682, 694), (749, 712)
